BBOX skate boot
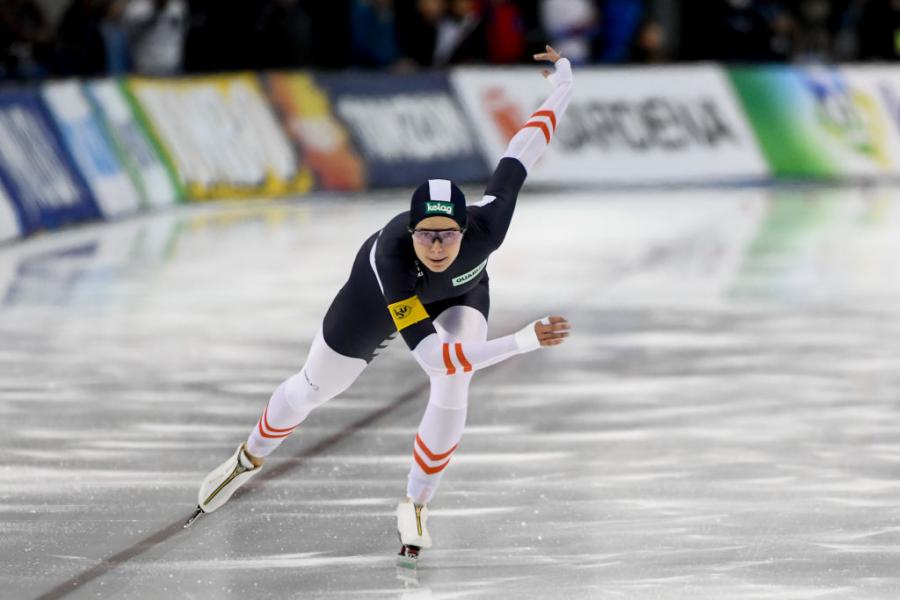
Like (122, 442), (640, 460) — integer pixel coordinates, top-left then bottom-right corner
(197, 443), (263, 513)
(396, 499), (431, 569)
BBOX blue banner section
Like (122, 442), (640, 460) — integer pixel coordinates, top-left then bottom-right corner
(0, 181), (21, 242)
(42, 82), (142, 218)
(313, 71), (489, 188)
(0, 90), (99, 234)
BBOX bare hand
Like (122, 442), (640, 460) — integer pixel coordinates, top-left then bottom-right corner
(534, 45), (563, 79)
(535, 315), (570, 347)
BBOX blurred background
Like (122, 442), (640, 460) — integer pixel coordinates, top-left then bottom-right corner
(1, 0), (897, 81)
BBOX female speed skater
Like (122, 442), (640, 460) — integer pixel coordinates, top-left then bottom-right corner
(195, 46), (575, 565)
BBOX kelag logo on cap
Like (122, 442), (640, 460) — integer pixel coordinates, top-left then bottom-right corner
(425, 201), (454, 216)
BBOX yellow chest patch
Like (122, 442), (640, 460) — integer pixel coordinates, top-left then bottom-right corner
(387, 295), (429, 331)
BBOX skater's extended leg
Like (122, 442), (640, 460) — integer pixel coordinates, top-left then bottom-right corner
(246, 329), (368, 458)
(406, 305), (487, 504)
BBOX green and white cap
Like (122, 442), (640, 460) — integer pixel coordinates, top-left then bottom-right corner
(409, 179), (467, 229)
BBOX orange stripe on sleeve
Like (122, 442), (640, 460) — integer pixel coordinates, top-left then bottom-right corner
(523, 121), (551, 143)
(532, 109), (557, 132)
(442, 343), (456, 375)
(454, 343), (472, 372)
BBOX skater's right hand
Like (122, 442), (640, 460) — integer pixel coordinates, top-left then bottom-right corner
(535, 316), (570, 347)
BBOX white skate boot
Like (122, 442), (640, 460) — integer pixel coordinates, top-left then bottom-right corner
(396, 499), (432, 568)
(196, 443), (262, 514)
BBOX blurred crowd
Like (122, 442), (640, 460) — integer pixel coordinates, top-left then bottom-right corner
(1, 0), (898, 80)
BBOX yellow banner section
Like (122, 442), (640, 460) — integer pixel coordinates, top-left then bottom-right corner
(127, 73), (312, 199)
(264, 73), (366, 191)
(387, 295), (429, 331)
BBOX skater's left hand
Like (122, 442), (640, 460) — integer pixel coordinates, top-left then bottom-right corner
(535, 316), (570, 347)
(534, 45), (563, 79)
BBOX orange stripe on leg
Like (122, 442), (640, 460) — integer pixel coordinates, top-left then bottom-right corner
(262, 403), (299, 433)
(258, 418), (293, 439)
(442, 343), (456, 375)
(454, 343), (472, 372)
(413, 449), (452, 475)
(523, 121), (551, 143)
(415, 434), (458, 461)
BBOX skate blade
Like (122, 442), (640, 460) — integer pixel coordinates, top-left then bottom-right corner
(396, 544), (419, 570)
(183, 506), (204, 529)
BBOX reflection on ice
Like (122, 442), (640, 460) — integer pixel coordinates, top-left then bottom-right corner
(3, 186), (900, 598)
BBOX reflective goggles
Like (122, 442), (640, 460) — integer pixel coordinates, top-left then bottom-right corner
(409, 228), (464, 246)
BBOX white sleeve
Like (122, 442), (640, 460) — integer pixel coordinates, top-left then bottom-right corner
(502, 58), (574, 173)
(411, 318), (547, 377)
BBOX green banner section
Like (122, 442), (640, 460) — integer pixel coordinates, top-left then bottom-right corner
(728, 66), (899, 178)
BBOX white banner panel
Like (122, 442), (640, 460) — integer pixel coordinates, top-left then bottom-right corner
(839, 66), (900, 174)
(42, 81), (142, 218)
(452, 66), (769, 185)
(85, 80), (179, 209)
(0, 182), (20, 242)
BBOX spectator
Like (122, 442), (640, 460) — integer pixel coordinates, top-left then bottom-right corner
(433, 0), (487, 65)
(306, 0), (353, 69)
(54, 0), (110, 76)
(483, 0), (526, 64)
(252, 0), (314, 69)
(680, 0), (794, 62)
(396, 0), (444, 67)
(791, 0), (834, 62)
(857, 0), (900, 60)
(596, 0), (646, 63)
(121, 0), (189, 76)
(351, 0), (403, 68)
(539, 0), (598, 64)
(0, 0), (52, 80)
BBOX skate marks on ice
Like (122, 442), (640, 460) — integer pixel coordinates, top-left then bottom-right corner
(4, 187), (900, 598)
(33, 376), (430, 600)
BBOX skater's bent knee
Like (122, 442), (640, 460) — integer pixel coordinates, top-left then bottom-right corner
(283, 371), (329, 410)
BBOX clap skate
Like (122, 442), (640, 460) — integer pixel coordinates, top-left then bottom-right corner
(396, 499), (432, 569)
(186, 443), (263, 527)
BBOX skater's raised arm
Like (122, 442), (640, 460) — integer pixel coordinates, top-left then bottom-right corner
(503, 46), (574, 173)
(468, 46), (575, 249)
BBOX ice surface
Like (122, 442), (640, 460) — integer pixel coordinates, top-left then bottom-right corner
(2, 186), (900, 599)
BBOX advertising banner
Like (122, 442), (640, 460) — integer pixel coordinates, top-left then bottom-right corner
(453, 66), (769, 185)
(42, 81), (142, 219)
(835, 66), (900, 175)
(264, 72), (366, 191)
(84, 79), (182, 209)
(314, 71), (489, 187)
(127, 73), (312, 199)
(729, 66), (900, 178)
(0, 182), (20, 243)
(0, 90), (99, 235)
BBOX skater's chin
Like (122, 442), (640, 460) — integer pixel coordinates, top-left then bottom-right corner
(424, 257), (452, 271)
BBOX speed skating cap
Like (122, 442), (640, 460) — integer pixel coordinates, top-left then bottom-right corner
(409, 179), (467, 230)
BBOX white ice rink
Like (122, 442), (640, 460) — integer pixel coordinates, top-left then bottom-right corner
(3, 185), (900, 599)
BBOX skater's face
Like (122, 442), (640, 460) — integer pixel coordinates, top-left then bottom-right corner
(410, 216), (463, 273)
